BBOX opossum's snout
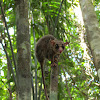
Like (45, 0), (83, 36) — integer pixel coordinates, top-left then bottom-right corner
(59, 47), (63, 53)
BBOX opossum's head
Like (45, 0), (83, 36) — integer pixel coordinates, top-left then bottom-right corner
(50, 39), (69, 54)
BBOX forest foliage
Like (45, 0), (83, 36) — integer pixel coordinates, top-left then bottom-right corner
(0, 0), (100, 99)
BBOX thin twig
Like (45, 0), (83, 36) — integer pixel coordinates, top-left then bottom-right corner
(62, 67), (72, 100)
(31, 73), (35, 100)
(32, 11), (38, 100)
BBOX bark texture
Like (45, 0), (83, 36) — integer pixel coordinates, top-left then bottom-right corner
(15, 0), (31, 99)
(79, 0), (100, 80)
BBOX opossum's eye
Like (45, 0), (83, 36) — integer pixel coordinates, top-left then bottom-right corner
(55, 44), (59, 49)
(62, 44), (65, 49)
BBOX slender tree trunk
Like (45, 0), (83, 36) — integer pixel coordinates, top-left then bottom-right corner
(50, 55), (58, 100)
(79, 0), (100, 81)
(15, 0), (31, 99)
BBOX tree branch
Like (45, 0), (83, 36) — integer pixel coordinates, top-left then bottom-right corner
(1, 42), (17, 87)
(53, 0), (65, 32)
(0, 2), (17, 70)
(65, 68), (88, 97)
(62, 67), (72, 100)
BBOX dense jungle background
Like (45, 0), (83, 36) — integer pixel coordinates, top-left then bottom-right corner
(0, 0), (100, 100)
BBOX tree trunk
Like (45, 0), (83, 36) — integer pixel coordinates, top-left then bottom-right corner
(50, 55), (58, 100)
(79, 0), (100, 81)
(15, 0), (31, 99)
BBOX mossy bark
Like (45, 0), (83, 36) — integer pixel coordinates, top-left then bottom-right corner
(15, 0), (31, 99)
(79, 0), (100, 80)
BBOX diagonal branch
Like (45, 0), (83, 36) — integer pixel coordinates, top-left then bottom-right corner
(1, 42), (17, 87)
(0, 2), (17, 70)
(53, 0), (65, 32)
(65, 68), (88, 97)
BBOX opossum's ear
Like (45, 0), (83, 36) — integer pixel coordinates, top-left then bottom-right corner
(64, 41), (69, 46)
(50, 40), (55, 46)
